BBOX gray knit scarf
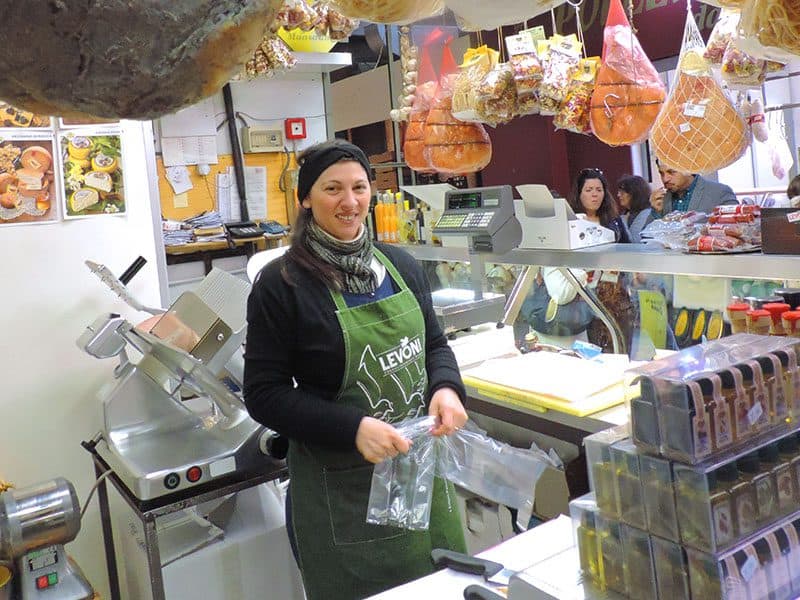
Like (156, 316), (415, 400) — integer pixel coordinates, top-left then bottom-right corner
(306, 219), (378, 294)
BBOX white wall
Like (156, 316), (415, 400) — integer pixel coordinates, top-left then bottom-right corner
(0, 121), (163, 599)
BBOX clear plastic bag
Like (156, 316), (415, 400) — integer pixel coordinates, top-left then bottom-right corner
(738, 0), (800, 62)
(554, 57), (599, 135)
(721, 43), (766, 89)
(367, 416), (439, 530)
(327, 0), (444, 24)
(651, 10), (748, 174)
(505, 30), (543, 116)
(367, 416), (557, 531)
(589, 0), (665, 146)
(538, 35), (582, 116)
(475, 62), (517, 126)
(451, 46), (497, 123)
(704, 9), (738, 65)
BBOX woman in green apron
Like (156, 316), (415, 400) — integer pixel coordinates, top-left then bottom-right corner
(244, 140), (468, 600)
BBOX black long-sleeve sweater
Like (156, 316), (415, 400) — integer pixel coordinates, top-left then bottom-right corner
(243, 243), (466, 451)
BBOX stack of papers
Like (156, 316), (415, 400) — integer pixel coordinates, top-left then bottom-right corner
(163, 211), (225, 246)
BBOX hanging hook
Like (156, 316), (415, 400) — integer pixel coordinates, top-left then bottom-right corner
(566, 0), (583, 7)
(603, 93), (620, 118)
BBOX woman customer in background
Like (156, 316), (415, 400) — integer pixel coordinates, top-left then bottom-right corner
(565, 168), (634, 352)
(617, 174), (654, 242)
(243, 139), (467, 600)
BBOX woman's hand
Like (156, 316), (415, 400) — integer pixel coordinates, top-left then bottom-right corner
(428, 387), (468, 436)
(355, 417), (411, 464)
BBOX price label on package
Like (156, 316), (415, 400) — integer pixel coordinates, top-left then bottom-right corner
(683, 102), (707, 118)
(505, 33), (536, 56)
(747, 400), (764, 426)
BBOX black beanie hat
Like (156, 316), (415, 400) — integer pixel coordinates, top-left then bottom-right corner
(297, 140), (372, 204)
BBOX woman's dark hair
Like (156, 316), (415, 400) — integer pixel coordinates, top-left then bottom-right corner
(568, 168), (618, 226)
(281, 140), (370, 289)
(617, 175), (652, 223)
(788, 175), (800, 199)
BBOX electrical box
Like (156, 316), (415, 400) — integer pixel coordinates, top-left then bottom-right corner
(241, 127), (284, 152)
(284, 118), (306, 140)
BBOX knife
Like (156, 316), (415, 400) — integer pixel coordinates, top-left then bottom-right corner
(431, 549), (516, 585)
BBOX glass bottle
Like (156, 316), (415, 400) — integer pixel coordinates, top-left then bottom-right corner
(592, 445), (618, 518)
(721, 367), (751, 443)
(708, 463), (738, 550)
(757, 533), (792, 600)
(784, 521), (800, 593)
(740, 360), (770, 432)
(577, 508), (600, 582)
(701, 374), (732, 452)
(778, 435), (800, 507)
(732, 453), (760, 537)
(741, 544), (770, 600)
(759, 353), (789, 423)
(754, 443), (780, 525)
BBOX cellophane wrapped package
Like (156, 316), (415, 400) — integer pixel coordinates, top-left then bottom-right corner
(475, 62), (518, 126)
(423, 41), (492, 174)
(703, 9), (738, 65)
(721, 42), (767, 89)
(505, 29), (544, 116)
(589, 0), (665, 146)
(738, 0), (800, 63)
(651, 10), (749, 174)
(451, 46), (498, 123)
(445, 0), (563, 31)
(538, 35), (582, 115)
(554, 57), (600, 135)
(328, 0), (444, 24)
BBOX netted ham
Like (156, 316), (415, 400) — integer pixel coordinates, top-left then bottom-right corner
(651, 12), (748, 174)
(404, 110), (434, 172)
(423, 76), (491, 174)
(589, 0), (665, 146)
(0, 0), (282, 119)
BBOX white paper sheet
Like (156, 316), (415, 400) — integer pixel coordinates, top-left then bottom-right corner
(165, 165), (193, 195)
(162, 136), (219, 167)
(217, 166), (268, 222)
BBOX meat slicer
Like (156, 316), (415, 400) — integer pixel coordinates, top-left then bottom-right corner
(0, 478), (94, 599)
(79, 263), (273, 500)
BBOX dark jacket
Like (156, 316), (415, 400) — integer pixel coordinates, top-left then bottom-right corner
(663, 176), (737, 214)
(243, 243), (465, 451)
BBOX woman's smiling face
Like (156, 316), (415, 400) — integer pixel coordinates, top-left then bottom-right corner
(302, 160), (371, 240)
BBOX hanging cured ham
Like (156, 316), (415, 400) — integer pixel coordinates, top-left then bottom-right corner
(0, 1), (282, 119)
(589, 0), (665, 146)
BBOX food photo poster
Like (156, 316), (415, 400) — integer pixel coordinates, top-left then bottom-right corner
(0, 132), (58, 225)
(59, 129), (126, 219)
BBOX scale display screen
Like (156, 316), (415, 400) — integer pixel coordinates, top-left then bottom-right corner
(447, 193), (482, 210)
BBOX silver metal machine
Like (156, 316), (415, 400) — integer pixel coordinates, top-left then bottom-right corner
(79, 264), (271, 500)
(0, 478), (93, 600)
(430, 186), (523, 334)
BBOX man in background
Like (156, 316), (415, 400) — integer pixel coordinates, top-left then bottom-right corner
(650, 161), (737, 214)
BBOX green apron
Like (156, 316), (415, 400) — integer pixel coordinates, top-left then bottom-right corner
(288, 249), (466, 600)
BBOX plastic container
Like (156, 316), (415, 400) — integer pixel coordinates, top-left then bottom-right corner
(764, 302), (792, 336)
(747, 309), (772, 335)
(610, 439), (646, 530)
(583, 424), (628, 517)
(621, 523), (657, 598)
(569, 493), (601, 583)
(783, 312), (800, 337)
(596, 513), (626, 595)
(726, 302), (750, 334)
(641, 453), (679, 542)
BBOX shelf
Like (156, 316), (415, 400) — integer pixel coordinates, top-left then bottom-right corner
(397, 243), (798, 281)
(290, 51), (352, 73)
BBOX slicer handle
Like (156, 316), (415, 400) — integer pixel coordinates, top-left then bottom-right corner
(119, 256), (147, 285)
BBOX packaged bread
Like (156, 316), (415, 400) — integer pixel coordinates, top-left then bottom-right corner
(554, 57), (599, 135)
(651, 11), (748, 174)
(451, 46), (497, 123)
(505, 30), (544, 116)
(327, 0), (443, 24)
(423, 74), (492, 174)
(589, 0), (665, 146)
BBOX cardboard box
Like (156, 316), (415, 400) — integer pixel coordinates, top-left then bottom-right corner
(761, 208), (800, 254)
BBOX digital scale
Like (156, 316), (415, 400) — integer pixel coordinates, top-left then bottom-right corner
(433, 186), (522, 255)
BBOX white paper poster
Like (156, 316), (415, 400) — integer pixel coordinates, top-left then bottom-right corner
(217, 166), (267, 222)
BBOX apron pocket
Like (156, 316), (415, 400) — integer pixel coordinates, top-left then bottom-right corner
(323, 464), (408, 546)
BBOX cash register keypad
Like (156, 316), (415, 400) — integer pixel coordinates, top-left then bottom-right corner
(436, 212), (494, 229)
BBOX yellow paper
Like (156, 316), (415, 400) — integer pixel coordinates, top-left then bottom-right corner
(638, 289), (668, 349)
(173, 192), (189, 208)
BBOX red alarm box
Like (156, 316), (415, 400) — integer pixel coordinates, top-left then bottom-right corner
(285, 118), (306, 140)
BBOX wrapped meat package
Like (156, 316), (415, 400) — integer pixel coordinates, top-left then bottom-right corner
(423, 74), (492, 174)
(328, 0), (443, 24)
(403, 40), (439, 173)
(651, 11), (749, 174)
(589, 0), (665, 146)
(704, 9), (738, 65)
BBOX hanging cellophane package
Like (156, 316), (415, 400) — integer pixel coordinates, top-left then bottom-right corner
(538, 34), (582, 115)
(475, 62), (518, 126)
(423, 40), (492, 174)
(328, 0), (444, 24)
(651, 10), (749, 174)
(704, 9), (738, 65)
(451, 46), (498, 123)
(444, 0), (563, 31)
(738, 0), (800, 62)
(554, 56), (600, 134)
(589, 0), (665, 146)
(721, 40), (767, 89)
(403, 31), (440, 173)
(505, 28), (544, 116)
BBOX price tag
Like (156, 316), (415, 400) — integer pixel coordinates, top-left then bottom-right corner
(747, 400), (764, 426)
(679, 123), (691, 133)
(524, 26), (546, 41)
(787, 211), (800, 224)
(740, 555), (758, 582)
(505, 33), (536, 56)
(684, 102), (707, 118)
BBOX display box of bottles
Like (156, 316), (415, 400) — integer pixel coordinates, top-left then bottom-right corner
(627, 334), (800, 464)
